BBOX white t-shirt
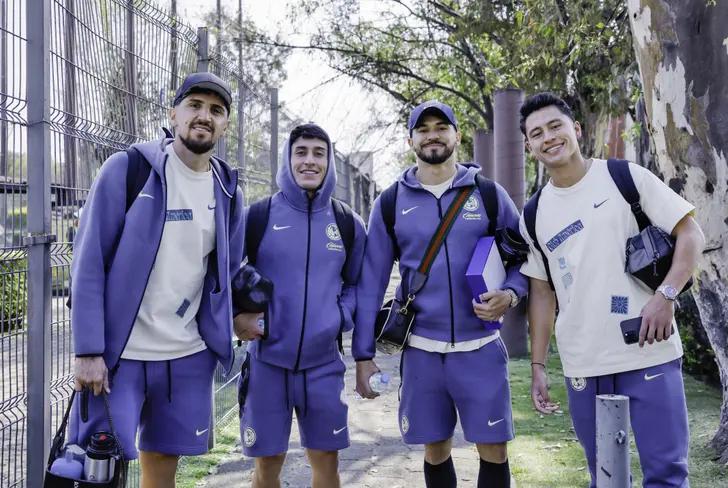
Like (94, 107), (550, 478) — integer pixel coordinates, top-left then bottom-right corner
(410, 172), (497, 353)
(519, 159), (694, 377)
(122, 145), (216, 360)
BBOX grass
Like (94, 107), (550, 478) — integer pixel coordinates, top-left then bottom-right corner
(507, 356), (728, 487)
(175, 356), (727, 487)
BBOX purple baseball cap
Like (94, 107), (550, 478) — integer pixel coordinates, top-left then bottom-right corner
(408, 100), (458, 133)
(173, 72), (232, 113)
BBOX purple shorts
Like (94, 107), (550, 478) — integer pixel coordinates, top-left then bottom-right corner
(399, 338), (514, 445)
(68, 348), (217, 459)
(239, 353), (349, 457)
(565, 358), (689, 488)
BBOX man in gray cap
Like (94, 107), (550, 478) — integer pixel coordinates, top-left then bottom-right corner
(70, 72), (247, 485)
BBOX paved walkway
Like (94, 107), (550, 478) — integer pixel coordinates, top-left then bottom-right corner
(202, 335), (514, 487)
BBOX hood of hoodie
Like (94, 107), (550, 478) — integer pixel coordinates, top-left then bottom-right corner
(132, 133), (239, 199)
(399, 162), (481, 191)
(276, 137), (337, 212)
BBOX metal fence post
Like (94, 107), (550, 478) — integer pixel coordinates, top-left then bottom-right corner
(0, 0), (7, 176)
(26, 0), (54, 486)
(237, 0), (245, 175)
(125, 0), (138, 136)
(197, 27), (209, 73)
(596, 394), (631, 487)
(269, 87), (278, 195)
(169, 0), (178, 91)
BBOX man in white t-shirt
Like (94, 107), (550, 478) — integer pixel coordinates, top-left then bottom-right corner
(70, 72), (246, 486)
(518, 92), (705, 487)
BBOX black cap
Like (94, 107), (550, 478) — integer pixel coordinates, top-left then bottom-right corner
(173, 72), (232, 113)
(408, 100), (458, 134)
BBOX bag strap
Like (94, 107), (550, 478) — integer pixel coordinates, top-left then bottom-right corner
(379, 181), (400, 260)
(475, 174), (499, 236)
(332, 198), (356, 285)
(244, 197), (272, 266)
(408, 186), (475, 297)
(523, 187), (556, 292)
(124, 147), (151, 213)
(101, 392), (125, 461)
(606, 158), (651, 231)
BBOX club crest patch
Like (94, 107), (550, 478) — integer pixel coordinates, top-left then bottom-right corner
(464, 195), (479, 212)
(570, 377), (587, 391)
(326, 223), (341, 241)
(243, 427), (257, 447)
(400, 415), (410, 434)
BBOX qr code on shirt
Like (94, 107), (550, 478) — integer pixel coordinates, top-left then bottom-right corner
(611, 296), (629, 314)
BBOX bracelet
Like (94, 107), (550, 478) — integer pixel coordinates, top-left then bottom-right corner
(531, 362), (546, 368)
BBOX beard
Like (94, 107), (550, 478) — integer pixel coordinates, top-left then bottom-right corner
(179, 131), (216, 154)
(414, 143), (455, 165)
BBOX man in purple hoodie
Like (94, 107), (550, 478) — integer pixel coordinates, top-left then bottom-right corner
(69, 72), (245, 485)
(234, 124), (366, 488)
(353, 101), (527, 488)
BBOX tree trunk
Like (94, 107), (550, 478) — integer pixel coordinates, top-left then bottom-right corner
(628, 0), (728, 462)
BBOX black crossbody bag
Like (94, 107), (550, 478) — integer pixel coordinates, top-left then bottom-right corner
(44, 390), (127, 488)
(374, 186), (475, 354)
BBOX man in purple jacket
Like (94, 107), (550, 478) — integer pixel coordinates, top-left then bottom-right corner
(70, 72), (246, 486)
(234, 124), (366, 488)
(353, 101), (527, 488)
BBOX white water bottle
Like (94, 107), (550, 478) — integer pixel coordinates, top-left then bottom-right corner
(369, 372), (391, 393)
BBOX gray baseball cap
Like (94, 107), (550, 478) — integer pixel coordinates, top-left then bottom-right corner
(173, 72), (232, 113)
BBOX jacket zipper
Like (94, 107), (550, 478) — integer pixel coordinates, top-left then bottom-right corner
(293, 198), (313, 372)
(113, 155), (169, 371)
(435, 195), (457, 347)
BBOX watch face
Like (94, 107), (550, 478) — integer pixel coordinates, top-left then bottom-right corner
(665, 286), (678, 299)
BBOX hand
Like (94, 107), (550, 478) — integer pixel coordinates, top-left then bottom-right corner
(472, 290), (510, 322)
(639, 293), (675, 347)
(355, 360), (381, 399)
(233, 312), (264, 341)
(74, 356), (109, 396)
(531, 364), (559, 414)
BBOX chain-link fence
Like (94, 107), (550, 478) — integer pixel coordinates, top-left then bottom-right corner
(0, 1), (375, 487)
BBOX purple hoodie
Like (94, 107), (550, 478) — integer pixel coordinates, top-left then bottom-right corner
(246, 137), (366, 371)
(353, 164), (528, 361)
(71, 136), (244, 373)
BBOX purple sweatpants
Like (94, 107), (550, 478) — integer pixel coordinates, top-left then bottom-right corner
(565, 358), (689, 487)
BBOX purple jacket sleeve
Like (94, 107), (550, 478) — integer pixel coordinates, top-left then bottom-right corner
(494, 182), (529, 298)
(229, 186), (245, 317)
(339, 212), (367, 331)
(71, 152), (129, 357)
(353, 197), (395, 361)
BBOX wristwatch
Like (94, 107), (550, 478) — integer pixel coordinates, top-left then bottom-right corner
(505, 288), (520, 308)
(656, 284), (678, 301)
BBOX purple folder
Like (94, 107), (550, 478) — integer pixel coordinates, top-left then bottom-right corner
(466, 236), (506, 303)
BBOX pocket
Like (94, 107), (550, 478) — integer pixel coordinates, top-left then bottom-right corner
(237, 353), (252, 417)
(495, 337), (509, 363)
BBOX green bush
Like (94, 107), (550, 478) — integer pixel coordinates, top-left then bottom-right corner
(0, 255), (27, 332)
(676, 292), (720, 386)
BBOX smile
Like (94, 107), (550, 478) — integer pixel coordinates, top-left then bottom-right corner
(544, 143), (564, 154)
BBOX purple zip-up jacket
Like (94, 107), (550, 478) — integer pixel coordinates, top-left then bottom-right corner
(353, 163), (528, 361)
(246, 138), (366, 371)
(71, 136), (244, 374)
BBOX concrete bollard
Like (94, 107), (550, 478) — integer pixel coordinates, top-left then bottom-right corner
(596, 394), (631, 487)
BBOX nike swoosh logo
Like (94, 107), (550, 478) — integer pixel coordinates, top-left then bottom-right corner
(644, 372), (664, 381)
(333, 426), (347, 435)
(138, 193), (154, 199)
(272, 225), (291, 231)
(208, 204), (216, 210)
(401, 206), (418, 215)
(487, 418), (504, 427)
(195, 428), (209, 436)
(593, 199), (609, 208)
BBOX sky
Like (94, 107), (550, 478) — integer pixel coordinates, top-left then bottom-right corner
(172, 0), (407, 186)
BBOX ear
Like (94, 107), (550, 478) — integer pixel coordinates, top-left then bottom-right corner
(574, 121), (582, 139)
(168, 107), (177, 129)
(455, 130), (462, 145)
(407, 137), (413, 149)
(525, 140), (532, 153)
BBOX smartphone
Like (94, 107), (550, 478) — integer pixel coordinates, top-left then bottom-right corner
(620, 317), (642, 344)
(620, 316), (675, 345)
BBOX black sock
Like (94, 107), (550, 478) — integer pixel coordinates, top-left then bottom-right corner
(424, 456), (457, 488)
(478, 458), (510, 488)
